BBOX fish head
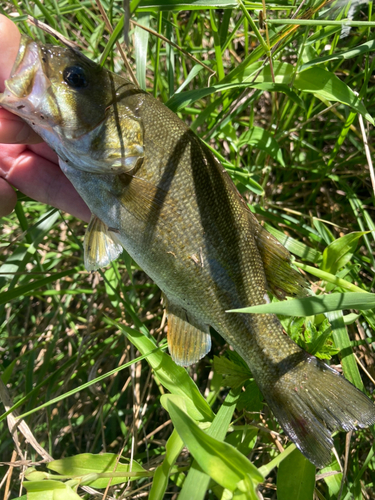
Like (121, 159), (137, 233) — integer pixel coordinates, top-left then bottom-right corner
(0, 34), (144, 174)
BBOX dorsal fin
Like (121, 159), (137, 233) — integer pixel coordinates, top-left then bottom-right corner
(165, 300), (211, 367)
(248, 212), (308, 299)
(83, 215), (123, 271)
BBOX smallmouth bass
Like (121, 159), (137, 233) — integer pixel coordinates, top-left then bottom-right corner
(1, 33), (374, 468)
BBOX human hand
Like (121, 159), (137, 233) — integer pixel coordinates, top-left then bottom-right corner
(0, 14), (90, 221)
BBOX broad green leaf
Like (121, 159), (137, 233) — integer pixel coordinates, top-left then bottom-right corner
(249, 61), (293, 85)
(326, 310), (364, 390)
(300, 44), (318, 66)
(134, 13), (150, 90)
(320, 461), (342, 497)
(313, 219), (335, 245)
(178, 389), (240, 500)
(174, 64), (204, 94)
(229, 292), (375, 316)
(162, 395), (263, 496)
(301, 39), (375, 71)
(308, 321), (337, 358)
(277, 448), (315, 500)
(343, 312), (360, 325)
(294, 67), (374, 124)
(47, 453), (149, 488)
(237, 127), (285, 167)
(23, 480), (80, 500)
(114, 322), (214, 421)
(253, 83), (305, 109)
(236, 381), (263, 412)
(213, 355), (251, 388)
(227, 167), (264, 196)
(321, 232), (367, 275)
(225, 427), (258, 456)
(25, 469), (49, 481)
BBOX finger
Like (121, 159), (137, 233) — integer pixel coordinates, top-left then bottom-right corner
(0, 14), (21, 91)
(0, 18), (43, 145)
(0, 178), (17, 217)
(0, 144), (91, 222)
(29, 141), (59, 164)
(0, 109), (43, 144)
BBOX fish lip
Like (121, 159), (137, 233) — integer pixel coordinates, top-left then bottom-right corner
(4, 35), (37, 98)
(0, 36), (30, 107)
(8, 34), (30, 79)
(1, 35), (51, 117)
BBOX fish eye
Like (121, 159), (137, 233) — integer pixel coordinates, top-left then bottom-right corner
(63, 66), (88, 89)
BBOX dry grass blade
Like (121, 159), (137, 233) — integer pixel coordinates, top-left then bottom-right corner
(337, 430), (353, 500)
(27, 15), (80, 50)
(93, 0), (139, 87)
(3, 450), (17, 500)
(131, 19), (215, 76)
(0, 379), (53, 462)
(358, 113), (375, 197)
(354, 352), (375, 386)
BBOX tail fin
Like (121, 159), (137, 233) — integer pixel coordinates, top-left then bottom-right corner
(264, 356), (375, 468)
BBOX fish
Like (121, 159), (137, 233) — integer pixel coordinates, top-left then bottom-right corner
(1, 33), (374, 468)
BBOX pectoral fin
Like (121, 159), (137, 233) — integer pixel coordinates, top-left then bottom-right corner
(165, 301), (211, 367)
(84, 215), (123, 272)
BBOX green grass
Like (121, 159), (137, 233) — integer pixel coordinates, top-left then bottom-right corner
(0, 0), (375, 498)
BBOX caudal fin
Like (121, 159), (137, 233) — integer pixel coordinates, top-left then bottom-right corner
(264, 356), (375, 468)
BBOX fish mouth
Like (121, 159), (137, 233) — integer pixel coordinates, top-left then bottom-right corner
(0, 35), (51, 116)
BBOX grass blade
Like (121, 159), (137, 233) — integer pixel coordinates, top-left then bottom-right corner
(229, 292), (375, 317)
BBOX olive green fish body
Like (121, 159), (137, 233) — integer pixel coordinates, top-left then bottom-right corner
(62, 92), (295, 372)
(1, 35), (374, 468)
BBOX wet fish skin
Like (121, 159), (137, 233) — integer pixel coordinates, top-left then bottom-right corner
(1, 34), (374, 468)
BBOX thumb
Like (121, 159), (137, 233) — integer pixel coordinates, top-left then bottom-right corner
(0, 110), (43, 144)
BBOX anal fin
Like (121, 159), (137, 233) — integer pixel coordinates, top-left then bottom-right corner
(165, 300), (211, 367)
(84, 215), (123, 272)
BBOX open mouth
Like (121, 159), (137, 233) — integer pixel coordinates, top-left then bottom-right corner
(0, 35), (51, 115)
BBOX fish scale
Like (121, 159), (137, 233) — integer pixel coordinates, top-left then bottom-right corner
(1, 33), (374, 468)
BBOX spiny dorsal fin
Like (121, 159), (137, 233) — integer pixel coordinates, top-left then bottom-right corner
(84, 215), (123, 272)
(249, 212), (308, 299)
(165, 300), (211, 367)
